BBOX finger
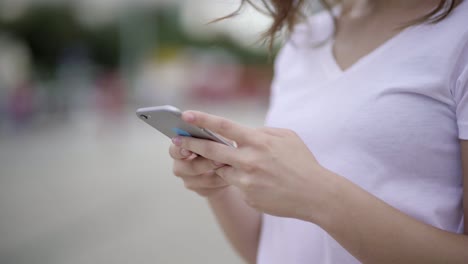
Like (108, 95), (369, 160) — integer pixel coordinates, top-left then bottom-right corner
(173, 157), (224, 178)
(215, 166), (241, 186)
(169, 144), (197, 160)
(176, 136), (241, 167)
(184, 171), (229, 189)
(182, 111), (254, 145)
(188, 157), (225, 176)
(256, 127), (283, 137)
(216, 166), (255, 192)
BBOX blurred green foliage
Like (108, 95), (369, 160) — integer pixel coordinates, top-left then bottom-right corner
(0, 4), (270, 79)
(0, 6), (118, 77)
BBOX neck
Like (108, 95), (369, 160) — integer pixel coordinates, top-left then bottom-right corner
(340, 0), (444, 17)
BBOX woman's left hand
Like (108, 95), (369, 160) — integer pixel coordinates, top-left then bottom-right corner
(173, 111), (339, 223)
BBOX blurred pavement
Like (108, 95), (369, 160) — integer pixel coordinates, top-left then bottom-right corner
(0, 103), (268, 264)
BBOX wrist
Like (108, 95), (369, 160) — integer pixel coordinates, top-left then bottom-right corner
(303, 169), (348, 228)
(316, 172), (362, 234)
(206, 186), (233, 201)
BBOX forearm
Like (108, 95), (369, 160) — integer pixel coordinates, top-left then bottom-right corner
(313, 173), (468, 264)
(208, 186), (262, 264)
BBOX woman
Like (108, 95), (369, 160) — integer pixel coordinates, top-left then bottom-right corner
(169, 0), (468, 263)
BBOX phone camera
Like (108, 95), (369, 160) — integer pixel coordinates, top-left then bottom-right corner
(140, 114), (150, 120)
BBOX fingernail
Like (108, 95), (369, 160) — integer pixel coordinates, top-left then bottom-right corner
(172, 137), (182, 146)
(186, 153), (198, 161)
(180, 148), (191, 157)
(213, 161), (224, 167)
(183, 112), (195, 123)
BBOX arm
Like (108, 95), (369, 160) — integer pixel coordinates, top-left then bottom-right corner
(207, 187), (262, 264)
(177, 111), (468, 263)
(464, 141), (468, 237)
(311, 141), (468, 264)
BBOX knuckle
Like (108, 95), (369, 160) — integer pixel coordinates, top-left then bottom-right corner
(242, 163), (256, 174)
(196, 189), (210, 197)
(196, 113), (205, 123)
(240, 158), (258, 174)
(172, 166), (183, 177)
(219, 119), (232, 132)
(184, 181), (196, 191)
(214, 166), (227, 178)
(245, 198), (257, 209)
(168, 145), (178, 158)
(190, 161), (204, 175)
(172, 161), (190, 177)
(256, 138), (271, 150)
(239, 176), (255, 190)
(284, 129), (297, 137)
(207, 176), (223, 187)
(206, 174), (222, 186)
(255, 127), (279, 138)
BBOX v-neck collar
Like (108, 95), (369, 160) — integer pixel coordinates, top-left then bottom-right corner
(318, 9), (416, 80)
(323, 25), (413, 78)
(315, 0), (468, 80)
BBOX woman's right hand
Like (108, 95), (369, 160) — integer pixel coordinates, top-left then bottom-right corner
(169, 138), (230, 198)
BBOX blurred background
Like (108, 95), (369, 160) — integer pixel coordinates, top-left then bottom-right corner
(0, 0), (279, 263)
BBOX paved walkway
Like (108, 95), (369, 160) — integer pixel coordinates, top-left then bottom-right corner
(0, 104), (267, 264)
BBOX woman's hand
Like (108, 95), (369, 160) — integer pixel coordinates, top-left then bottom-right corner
(172, 111), (339, 223)
(169, 143), (230, 198)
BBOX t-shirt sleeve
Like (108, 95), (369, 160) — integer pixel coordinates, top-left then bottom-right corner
(454, 63), (468, 139)
(451, 34), (468, 139)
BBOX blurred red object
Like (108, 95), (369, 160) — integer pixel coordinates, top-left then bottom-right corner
(8, 82), (34, 124)
(189, 63), (272, 102)
(95, 71), (125, 118)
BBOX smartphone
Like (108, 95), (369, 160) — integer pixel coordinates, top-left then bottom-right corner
(136, 105), (235, 147)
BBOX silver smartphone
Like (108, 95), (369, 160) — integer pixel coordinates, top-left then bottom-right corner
(136, 105), (235, 147)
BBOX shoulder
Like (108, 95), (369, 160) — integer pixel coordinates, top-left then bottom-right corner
(437, 1), (468, 94)
(419, 1), (468, 54)
(383, 1), (468, 94)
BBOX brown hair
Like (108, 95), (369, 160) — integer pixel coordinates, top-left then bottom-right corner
(227, 0), (458, 50)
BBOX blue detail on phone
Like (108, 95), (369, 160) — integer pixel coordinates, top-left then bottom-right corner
(172, 128), (192, 137)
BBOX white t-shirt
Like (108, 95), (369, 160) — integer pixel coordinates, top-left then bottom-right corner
(258, 2), (468, 264)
